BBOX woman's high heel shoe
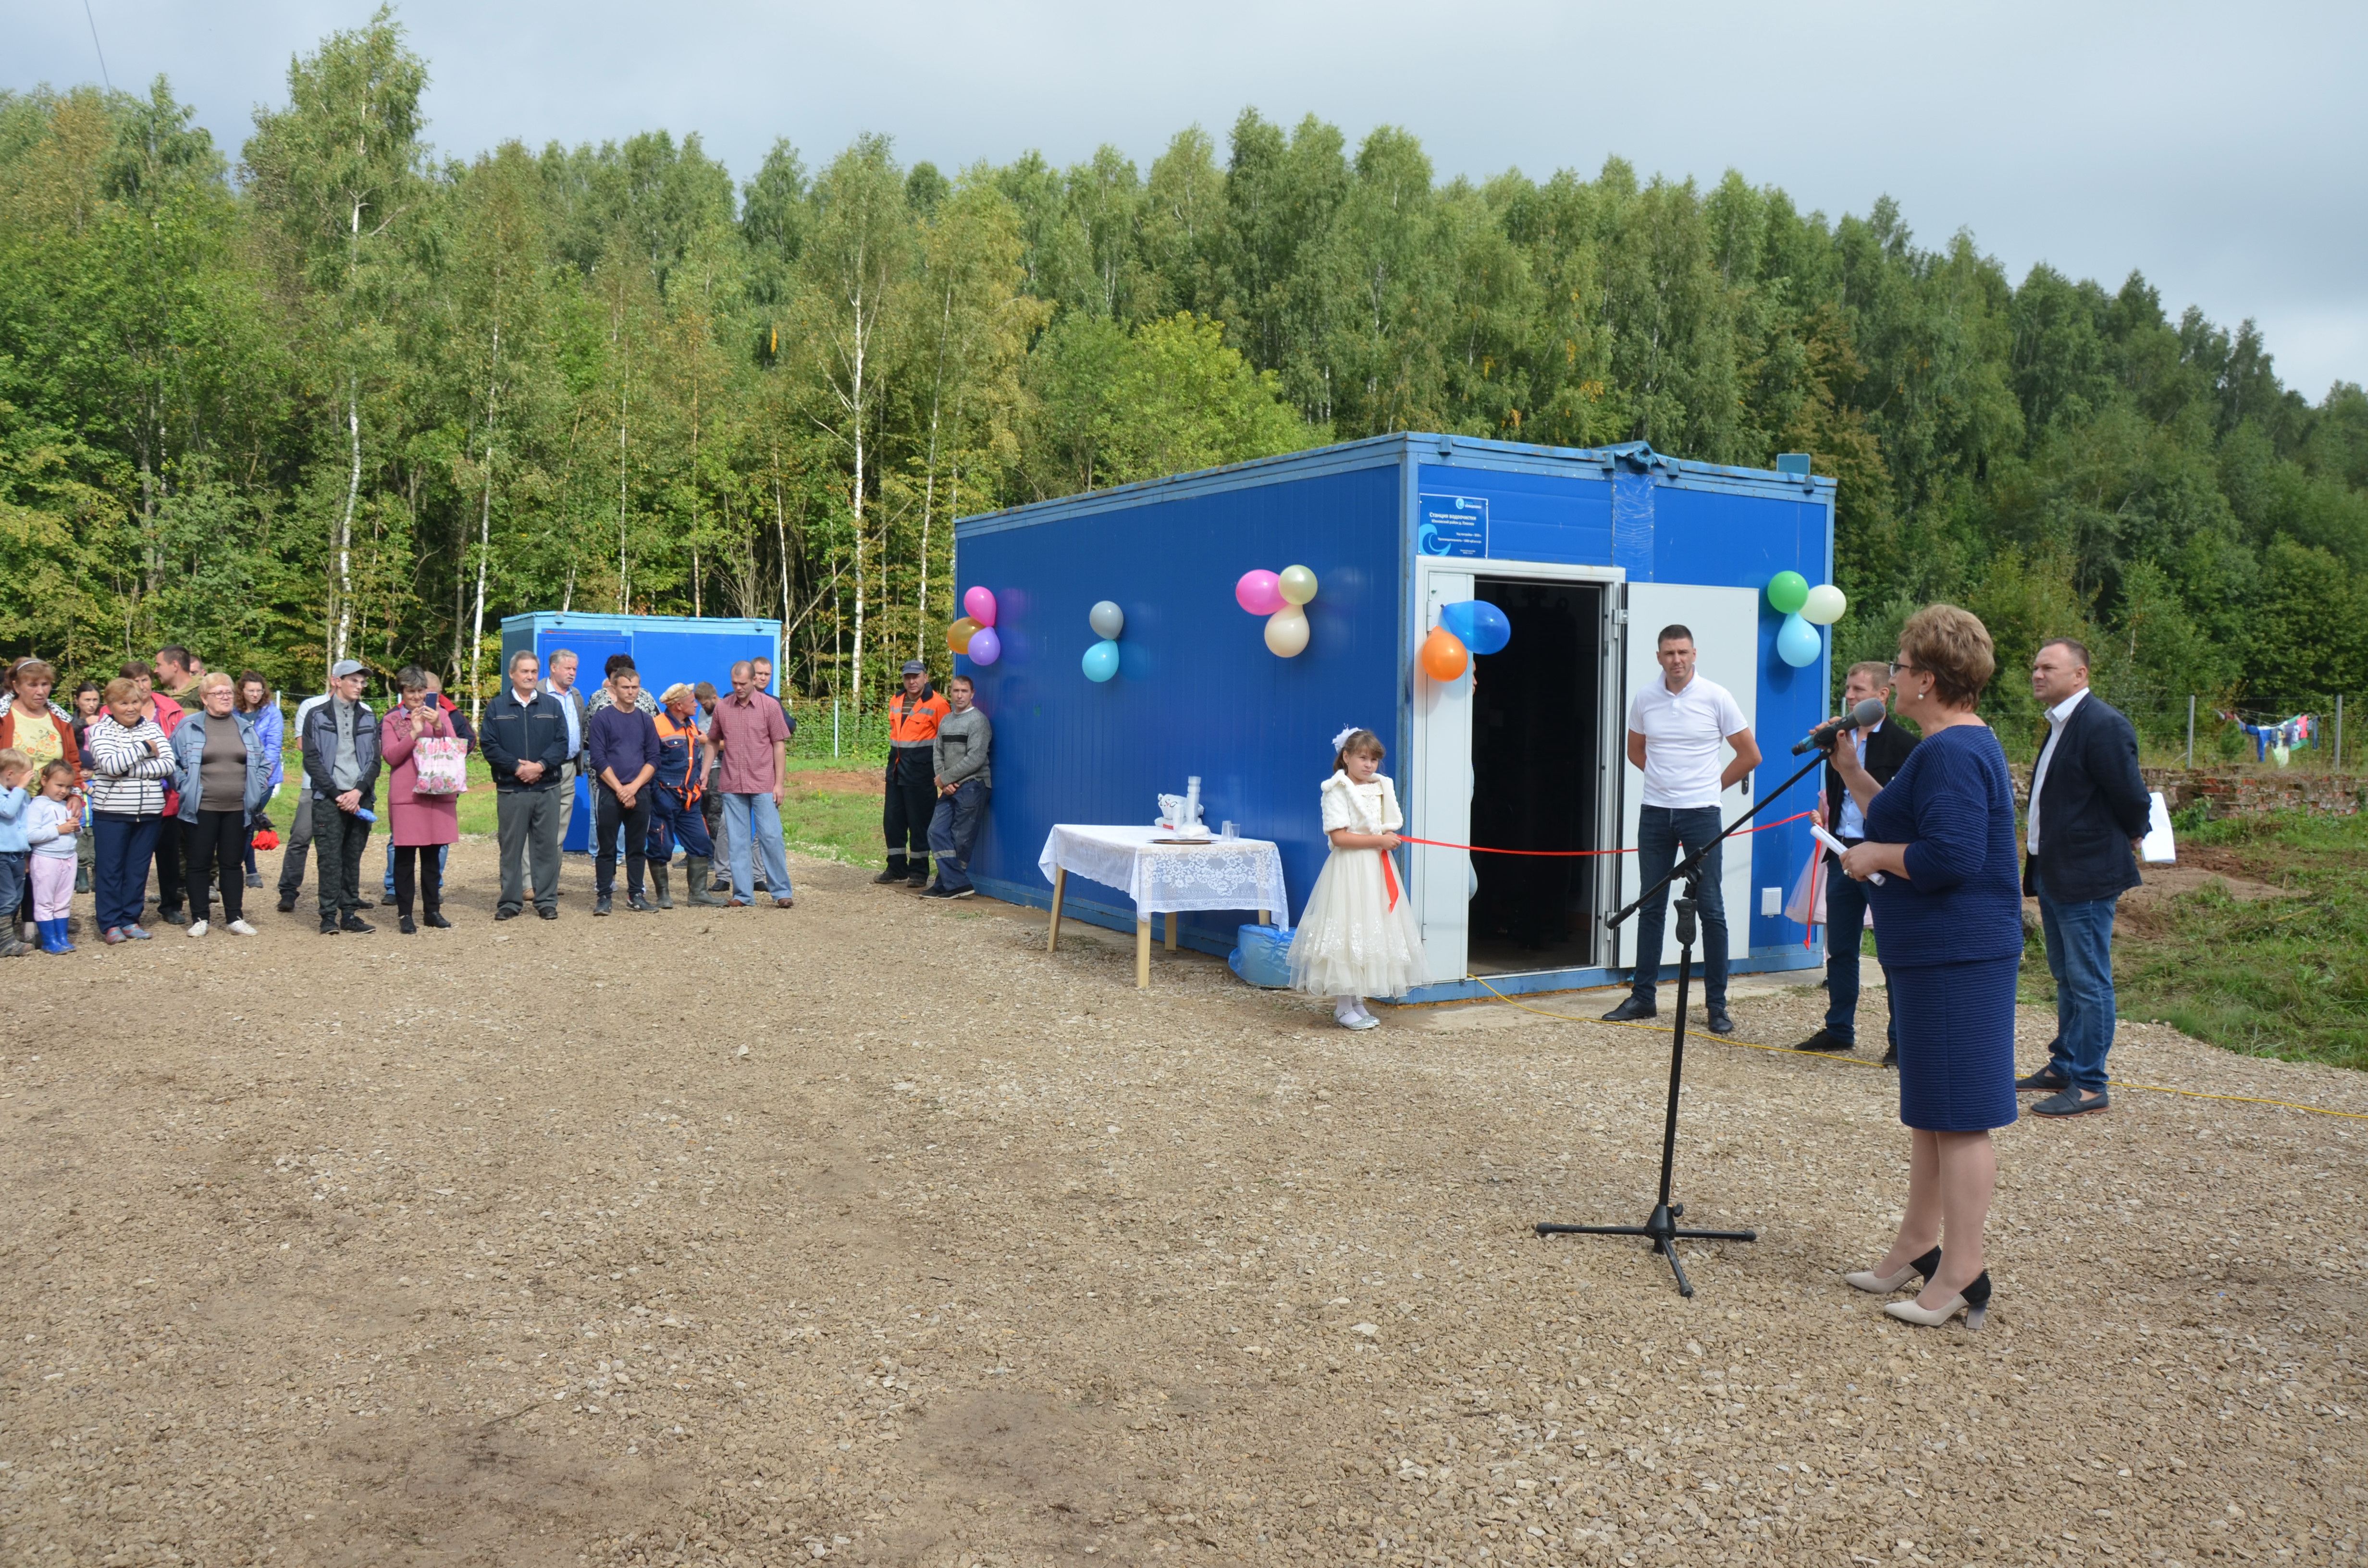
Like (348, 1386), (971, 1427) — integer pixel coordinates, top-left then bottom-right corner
(1883, 1269), (1991, 1330)
(1845, 1246), (1940, 1295)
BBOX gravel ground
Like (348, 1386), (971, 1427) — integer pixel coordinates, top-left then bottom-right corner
(4, 838), (2363, 1568)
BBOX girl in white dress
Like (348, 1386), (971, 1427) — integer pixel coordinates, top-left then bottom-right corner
(1289, 728), (1431, 1028)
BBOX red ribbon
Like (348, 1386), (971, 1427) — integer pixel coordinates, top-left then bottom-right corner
(1381, 849), (1400, 911)
(1398, 809), (1813, 857)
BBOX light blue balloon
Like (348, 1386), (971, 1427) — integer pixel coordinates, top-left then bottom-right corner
(1081, 639), (1121, 683)
(1464, 600), (1512, 656)
(1776, 611), (1821, 669)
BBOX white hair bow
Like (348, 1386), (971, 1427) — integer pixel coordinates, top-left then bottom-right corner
(1330, 725), (1362, 753)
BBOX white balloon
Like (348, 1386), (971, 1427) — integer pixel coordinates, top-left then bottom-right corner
(1089, 600), (1125, 640)
(1263, 604), (1310, 657)
(1801, 583), (1848, 625)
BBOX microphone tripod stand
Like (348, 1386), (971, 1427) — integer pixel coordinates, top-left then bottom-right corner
(1535, 747), (1831, 1296)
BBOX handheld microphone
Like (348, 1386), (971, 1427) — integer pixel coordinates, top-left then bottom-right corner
(1791, 698), (1889, 756)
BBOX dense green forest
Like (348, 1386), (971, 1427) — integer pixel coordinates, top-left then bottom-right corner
(4, 11), (2364, 746)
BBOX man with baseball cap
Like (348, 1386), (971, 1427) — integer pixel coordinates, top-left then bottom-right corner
(878, 661), (949, 888)
(297, 659), (382, 933)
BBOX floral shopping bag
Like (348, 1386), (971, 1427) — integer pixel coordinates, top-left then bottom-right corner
(411, 735), (469, 796)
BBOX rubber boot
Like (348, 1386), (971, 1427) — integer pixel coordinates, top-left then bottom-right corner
(650, 862), (672, 909)
(685, 856), (724, 906)
(41, 918), (75, 955)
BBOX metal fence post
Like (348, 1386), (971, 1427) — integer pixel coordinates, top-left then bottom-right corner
(2186, 695), (2195, 770)
(833, 698), (841, 759)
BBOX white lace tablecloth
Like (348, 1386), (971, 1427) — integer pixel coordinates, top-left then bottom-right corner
(1038, 825), (1288, 917)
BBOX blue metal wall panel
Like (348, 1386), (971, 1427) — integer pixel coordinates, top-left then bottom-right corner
(957, 465), (1404, 943)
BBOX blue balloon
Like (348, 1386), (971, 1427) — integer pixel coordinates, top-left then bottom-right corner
(1464, 600), (1512, 656)
(1776, 611), (1821, 669)
(1081, 639), (1121, 683)
(1440, 600), (1513, 658)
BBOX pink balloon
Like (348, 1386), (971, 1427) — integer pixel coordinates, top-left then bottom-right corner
(962, 585), (998, 627)
(965, 626), (1002, 667)
(1235, 570), (1284, 616)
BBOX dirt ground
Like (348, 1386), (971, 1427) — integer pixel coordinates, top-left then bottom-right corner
(5, 837), (2364, 1568)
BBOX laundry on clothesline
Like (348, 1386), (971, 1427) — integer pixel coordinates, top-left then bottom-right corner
(2216, 710), (2316, 764)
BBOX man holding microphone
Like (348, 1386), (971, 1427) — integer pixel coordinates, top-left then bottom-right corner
(1794, 661), (1918, 1061)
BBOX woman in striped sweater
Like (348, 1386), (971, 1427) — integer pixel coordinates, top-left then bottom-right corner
(86, 677), (180, 943)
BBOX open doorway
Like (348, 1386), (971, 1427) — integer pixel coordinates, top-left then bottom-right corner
(1466, 577), (1610, 975)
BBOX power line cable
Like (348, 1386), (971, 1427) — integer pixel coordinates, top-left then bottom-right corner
(82, 0), (113, 92)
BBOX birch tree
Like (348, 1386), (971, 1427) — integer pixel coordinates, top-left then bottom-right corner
(243, 5), (426, 673)
(796, 135), (913, 718)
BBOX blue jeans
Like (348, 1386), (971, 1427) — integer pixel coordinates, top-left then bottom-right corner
(1822, 861), (1898, 1048)
(721, 792), (793, 902)
(0, 850), (25, 938)
(927, 780), (990, 892)
(1630, 805), (1728, 1008)
(2036, 870), (2119, 1092)
(93, 813), (165, 931)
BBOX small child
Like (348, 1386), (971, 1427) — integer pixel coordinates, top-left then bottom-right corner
(25, 759), (82, 954)
(0, 747), (28, 957)
(1288, 727), (1431, 1028)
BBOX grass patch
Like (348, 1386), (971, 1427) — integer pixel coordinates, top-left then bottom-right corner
(2049, 808), (2368, 1072)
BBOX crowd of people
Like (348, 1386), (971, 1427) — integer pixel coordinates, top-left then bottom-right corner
(0, 644), (993, 948)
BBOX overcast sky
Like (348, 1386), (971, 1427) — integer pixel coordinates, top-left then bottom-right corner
(11, 0), (2365, 398)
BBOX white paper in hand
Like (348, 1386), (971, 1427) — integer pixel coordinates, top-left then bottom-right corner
(2141, 790), (2177, 864)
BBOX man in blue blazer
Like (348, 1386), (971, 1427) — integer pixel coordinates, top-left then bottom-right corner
(2019, 638), (2152, 1117)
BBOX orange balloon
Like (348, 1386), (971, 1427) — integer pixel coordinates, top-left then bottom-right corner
(947, 616), (980, 653)
(1420, 626), (1469, 682)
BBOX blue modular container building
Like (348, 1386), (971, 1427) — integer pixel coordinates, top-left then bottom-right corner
(499, 612), (781, 853)
(950, 434), (1840, 1005)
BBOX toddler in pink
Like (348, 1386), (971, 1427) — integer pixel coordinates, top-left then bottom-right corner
(25, 759), (82, 954)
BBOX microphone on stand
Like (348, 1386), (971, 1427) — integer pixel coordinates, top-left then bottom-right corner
(1791, 698), (1890, 756)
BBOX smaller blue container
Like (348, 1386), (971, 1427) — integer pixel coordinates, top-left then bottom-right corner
(1228, 923), (1296, 989)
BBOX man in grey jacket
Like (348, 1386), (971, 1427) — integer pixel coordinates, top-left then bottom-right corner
(921, 675), (991, 900)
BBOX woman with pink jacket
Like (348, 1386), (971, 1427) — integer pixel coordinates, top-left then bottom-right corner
(380, 666), (459, 933)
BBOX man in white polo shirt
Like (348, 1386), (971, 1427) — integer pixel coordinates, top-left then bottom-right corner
(1603, 624), (1762, 1033)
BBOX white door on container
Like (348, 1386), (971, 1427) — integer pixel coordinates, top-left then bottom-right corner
(1411, 565), (1474, 985)
(1616, 584), (1761, 976)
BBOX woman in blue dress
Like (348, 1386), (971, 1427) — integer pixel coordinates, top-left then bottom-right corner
(1828, 604), (2023, 1329)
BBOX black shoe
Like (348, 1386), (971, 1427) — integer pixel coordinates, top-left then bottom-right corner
(1601, 992), (1657, 1022)
(160, 908), (188, 927)
(920, 884), (957, 899)
(2015, 1065), (2070, 1093)
(594, 895), (613, 917)
(495, 906), (520, 921)
(319, 915), (339, 935)
(871, 868), (905, 885)
(1705, 1009), (1736, 1035)
(1792, 1029), (1855, 1053)
(423, 910), (451, 929)
(906, 874), (930, 889)
(355, 897), (375, 910)
(2031, 1086), (2109, 1118)
(340, 913), (374, 933)
(626, 894), (652, 913)
(276, 894), (297, 914)
(1881, 1043), (1899, 1068)
(537, 905), (558, 920)
(398, 914), (418, 934)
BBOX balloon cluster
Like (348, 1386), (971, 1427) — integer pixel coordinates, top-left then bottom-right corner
(948, 586), (1001, 666)
(1237, 565), (1319, 656)
(1419, 599), (1511, 681)
(1082, 600), (1124, 682)
(1765, 571), (1847, 668)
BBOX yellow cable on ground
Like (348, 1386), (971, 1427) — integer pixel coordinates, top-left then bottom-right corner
(1454, 974), (2368, 1122)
